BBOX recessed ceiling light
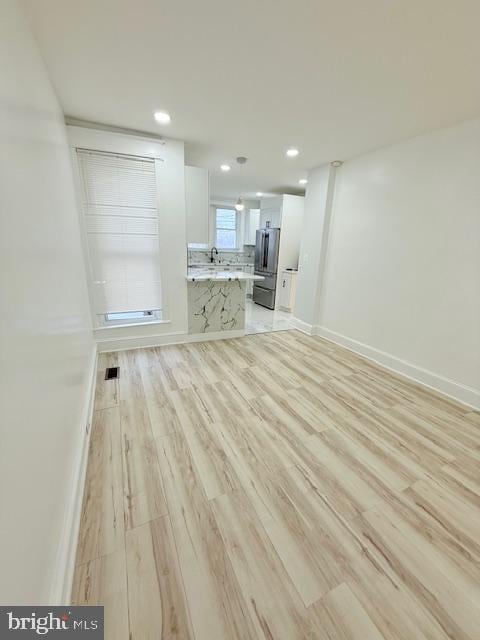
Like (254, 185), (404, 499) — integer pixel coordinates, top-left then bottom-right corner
(256, 192), (263, 197)
(286, 148), (299, 157)
(220, 164), (231, 172)
(154, 111), (171, 124)
(299, 179), (308, 185)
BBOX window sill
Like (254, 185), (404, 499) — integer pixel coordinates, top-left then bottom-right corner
(95, 319), (171, 331)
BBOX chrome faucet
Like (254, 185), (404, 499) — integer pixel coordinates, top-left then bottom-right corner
(210, 246), (218, 263)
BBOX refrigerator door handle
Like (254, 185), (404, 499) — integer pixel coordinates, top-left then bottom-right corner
(263, 233), (269, 268)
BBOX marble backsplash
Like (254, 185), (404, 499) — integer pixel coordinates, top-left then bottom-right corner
(188, 246), (255, 266)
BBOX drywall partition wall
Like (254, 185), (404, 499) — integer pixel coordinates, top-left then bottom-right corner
(67, 125), (188, 351)
(293, 165), (336, 331)
(319, 117), (480, 407)
(0, 0), (95, 604)
(275, 195), (305, 310)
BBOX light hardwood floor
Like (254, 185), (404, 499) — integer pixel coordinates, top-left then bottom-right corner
(72, 330), (480, 640)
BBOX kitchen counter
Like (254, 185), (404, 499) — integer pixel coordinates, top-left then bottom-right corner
(186, 270), (263, 334)
(186, 270), (264, 282)
(188, 262), (254, 268)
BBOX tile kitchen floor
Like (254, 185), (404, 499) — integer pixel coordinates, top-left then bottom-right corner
(245, 298), (294, 334)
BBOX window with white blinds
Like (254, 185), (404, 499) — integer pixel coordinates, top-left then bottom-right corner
(77, 149), (162, 324)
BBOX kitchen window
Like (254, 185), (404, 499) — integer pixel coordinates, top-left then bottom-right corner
(77, 149), (163, 326)
(215, 207), (238, 249)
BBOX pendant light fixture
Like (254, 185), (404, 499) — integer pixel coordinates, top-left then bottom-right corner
(235, 197), (245, 212)
(234, 156), (247, 212)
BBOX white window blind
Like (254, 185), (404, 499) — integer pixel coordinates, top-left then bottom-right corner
(77, 149), (162, 321)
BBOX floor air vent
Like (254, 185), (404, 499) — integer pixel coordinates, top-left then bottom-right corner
(105, 366), (119, 380)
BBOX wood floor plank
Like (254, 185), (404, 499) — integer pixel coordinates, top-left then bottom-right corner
(76, 408), (124, 564)
(120, 398), (153, 442)
(156, 432), (258, 640)
(211, 489), (313, 640)
(120, 398), (167, 529)
(126, 517), (192, 639)
(216, 412), (300, 474)
(317, 428), (413, 492)
(402, 475), (480, 561)
(355, 404), (456, 468)
(169, 386), (216, 430)
(122, 432), (167, 529)
(179, 420), (238, 500)
(357, 504), (480, 640)
(325, 410), (423, 489)
(394, 401), (480, 453)
(343, 552), (452, 640)
(74, 330), (480, 639)
(94, 353), (119, 410)
(118, 349), (146, 401)
(440, 450), (480, 502)
(364, 364), (470, 417)
(226, 364), (287, 401)
(144, 390), (181, 438)
(72, 550), (129, 640)
(465, 410), (480, 425)
(261, 464), (367, 606)
(341, 408), (442, 479)
(210, 417), (280, 522)
(287, 384), (360, 431)
(137, 348), (170, 396)
(250, 392), (318, 439)
(308, 582), (385, 640)
(305, 351), (357, 379)
(155, 344), (186, 370)
(326, 376), (395, 414)
(335, 372), (406, 408)
(303, 432), (388, 519)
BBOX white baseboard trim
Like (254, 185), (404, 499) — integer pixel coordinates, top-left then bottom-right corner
(290, 316), (315, 335)
(97, 328), (245, 352)
(49, 344), (98, 604)
(315, 326), (480, 410)
(186, 329), (245, 344)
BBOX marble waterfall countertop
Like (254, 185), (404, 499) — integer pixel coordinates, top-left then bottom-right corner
(186, 266), (263, 334)
(186, 270), (264, 282)
(188, 261), (254, 268)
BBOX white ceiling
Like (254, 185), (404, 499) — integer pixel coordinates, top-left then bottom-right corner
(22, 0), (480, 199)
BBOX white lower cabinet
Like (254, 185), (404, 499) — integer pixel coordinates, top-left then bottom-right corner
(278, 270), (297, 311)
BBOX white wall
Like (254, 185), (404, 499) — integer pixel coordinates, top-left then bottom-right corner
(317, 118), (480, 405)
(0, 0), (95, 603)
(294, 166), (336, 328)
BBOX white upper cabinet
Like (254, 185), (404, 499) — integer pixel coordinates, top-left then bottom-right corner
(185, 165), (209, 245)
(244, 208), (260, 244)
(259, 196), (283, 229)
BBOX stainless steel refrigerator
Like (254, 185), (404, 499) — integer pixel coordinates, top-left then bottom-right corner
(253, 227), (281, 309)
